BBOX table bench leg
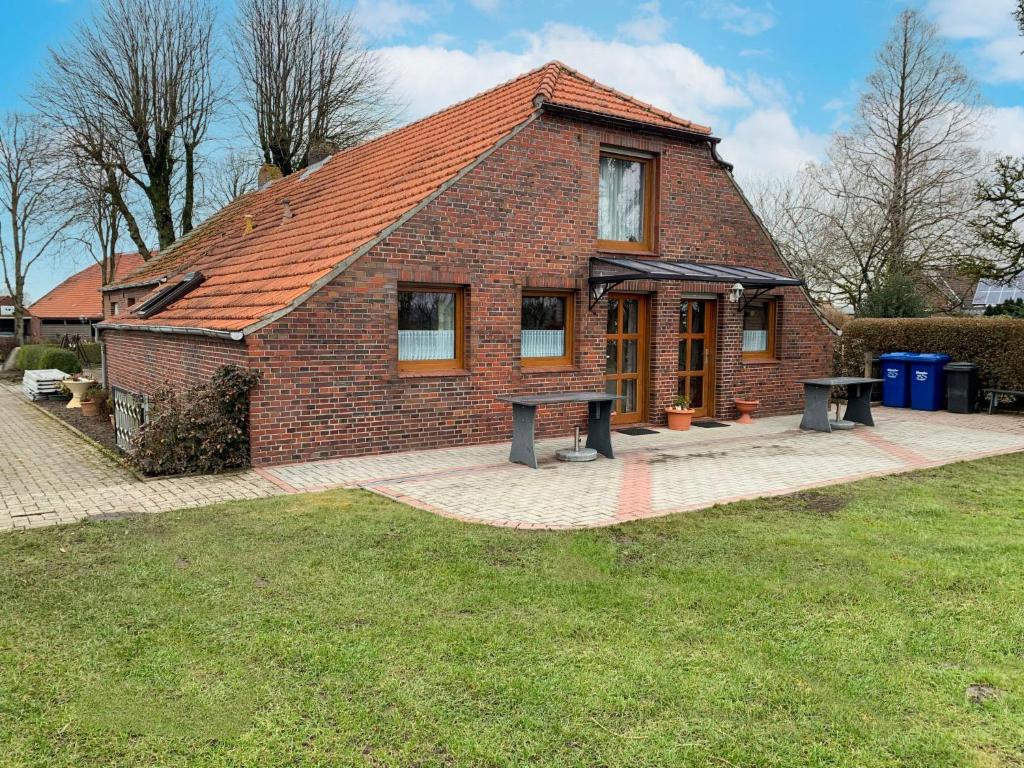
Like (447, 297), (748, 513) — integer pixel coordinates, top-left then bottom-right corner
(799, 384), (832, 432)
(843, 384), (875, 426)
(509, 403), (538, 469)
(585, 401), (615, 459)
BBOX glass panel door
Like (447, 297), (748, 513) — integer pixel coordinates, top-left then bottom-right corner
(605, 294), (648, 424)
(677, 299), (716, 418)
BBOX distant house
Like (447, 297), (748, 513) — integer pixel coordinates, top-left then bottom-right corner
(29, 253), (146, 340)
(99, 62), (832, 466)
(0, 295), (30, 340)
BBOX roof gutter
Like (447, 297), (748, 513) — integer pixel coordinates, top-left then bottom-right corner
(95, 321), (244, 342)
(539, 103), (734, 170)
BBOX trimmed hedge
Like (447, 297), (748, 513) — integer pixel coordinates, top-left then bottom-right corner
(15, 344), (83, 375)
(80, 342), (102, 365)
(836, 317), (1024, 391)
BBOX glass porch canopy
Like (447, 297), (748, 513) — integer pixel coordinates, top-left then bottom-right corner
(589, 256), (804, 308)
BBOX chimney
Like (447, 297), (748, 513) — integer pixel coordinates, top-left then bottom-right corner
(307, 140), (338, 167)
(258, 163), (282, 187)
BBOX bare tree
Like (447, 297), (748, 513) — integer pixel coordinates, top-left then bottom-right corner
(36, 0), (218, 254)
(232, 0), (397, 176)
(971, 3), (1024, 280)
(754, 10), (984, 311)
(202, 151), (260, 211)
(0, 114), (69, 345)
(63, 166), (127, 286)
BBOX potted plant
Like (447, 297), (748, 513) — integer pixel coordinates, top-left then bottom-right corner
(665, 394), (695, 430)
(80, 384), (108, 418)
(734, 396), (760, 424)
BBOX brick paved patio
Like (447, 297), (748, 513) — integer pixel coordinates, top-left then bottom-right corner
(3, 378), (1023, 532)
(260, 407), (1024, 529)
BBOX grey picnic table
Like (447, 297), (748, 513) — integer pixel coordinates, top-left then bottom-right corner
(498, 392), (621, 469)
(797, 377), (882, 433)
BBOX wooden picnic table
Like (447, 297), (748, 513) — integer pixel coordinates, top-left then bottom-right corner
(498, 392), (620, 469)
(797, 377), (882, 433)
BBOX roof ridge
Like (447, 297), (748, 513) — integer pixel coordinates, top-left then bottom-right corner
(547, 62), (711, 135)
(330, 63), (551, 162)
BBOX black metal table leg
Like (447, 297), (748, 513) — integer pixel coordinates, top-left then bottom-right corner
(843, 383), (875, 426)
(799, 383), (833, 432)
(508, 403), (538, 468)
(585, 401), (615, 459)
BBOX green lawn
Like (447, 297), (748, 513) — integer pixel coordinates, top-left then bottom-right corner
(3, 456), (1024, 767)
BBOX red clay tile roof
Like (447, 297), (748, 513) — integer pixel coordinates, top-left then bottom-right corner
(29, 252), (146, 320)
(0, 295), (13, 307)
(104, 62), (712, 335)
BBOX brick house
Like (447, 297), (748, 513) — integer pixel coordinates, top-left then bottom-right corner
(28, 252), (146, 340)
(98, 62), (833, 466)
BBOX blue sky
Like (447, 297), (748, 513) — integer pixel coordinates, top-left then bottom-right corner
(3, 0), (1023, 300)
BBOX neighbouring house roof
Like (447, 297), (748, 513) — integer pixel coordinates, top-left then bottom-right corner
(973, 276), (1024, 307)
(29, 252), (147, 320)
(100, 61), (718, 338)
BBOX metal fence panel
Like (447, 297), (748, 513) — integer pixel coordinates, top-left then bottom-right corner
(111, 386), (147, 452)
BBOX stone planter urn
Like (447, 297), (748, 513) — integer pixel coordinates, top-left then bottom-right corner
(734, 398), (760, 424)
(63, 378), (95, 409)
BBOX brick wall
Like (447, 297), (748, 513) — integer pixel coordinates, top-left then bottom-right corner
(102, 329), (247, 397)
(245, 114), (833, 465)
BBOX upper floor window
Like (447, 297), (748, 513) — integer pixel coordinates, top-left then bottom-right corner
(598, 149), (654, 251)
(111, 302), (120, 316)
(742, 299), (778, 361)
(521, 290), (573, 367)
(398, 285), (464, 372)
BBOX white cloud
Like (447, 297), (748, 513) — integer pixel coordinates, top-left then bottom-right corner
(978, 105), (1024, 157)
(468, 0), (500, 12)
(704, 2), (777, 36)
(617, 2), (671, 44)
(720, 108), (828, 183)
(928, 0), (1016, 39)
(356, 0), (431, 40)
(379, 22), (749, 128)
(927, 0), (1024, 82)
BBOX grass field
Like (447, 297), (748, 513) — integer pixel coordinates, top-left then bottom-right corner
(2, 454), (1024, 767)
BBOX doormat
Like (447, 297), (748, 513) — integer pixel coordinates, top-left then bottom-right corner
(692, 420), (731, 428)
(617, 427), (660, 436)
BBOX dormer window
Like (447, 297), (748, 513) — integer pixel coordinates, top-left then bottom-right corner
(598, 149), (654, 252)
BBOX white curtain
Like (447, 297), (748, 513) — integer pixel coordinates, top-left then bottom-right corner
(399, 330), (455, 361)
(742, 330), (768, 352)
(599, 157), (643, 242)
(521, 329), (565, 358)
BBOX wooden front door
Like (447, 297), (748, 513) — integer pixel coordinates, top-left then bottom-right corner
(604, 294), (648, 425)
(677, 298), (717, 418)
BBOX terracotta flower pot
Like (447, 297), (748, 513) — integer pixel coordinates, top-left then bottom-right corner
(81, 399), (100, 417)
(665, 407), (695, 431)
(734, 398), (759, 424)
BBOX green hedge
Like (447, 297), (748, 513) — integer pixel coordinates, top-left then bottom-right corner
(79, 342), (102, 365)
(836, 317), (1024, 391)
(15, 344), (83, 375)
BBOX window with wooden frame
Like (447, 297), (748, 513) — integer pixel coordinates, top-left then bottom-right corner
(741, 299), (778, 361)
(397, 285), (465, 372)
(521, 290), (574, 367)
(598, 148), (655, 252)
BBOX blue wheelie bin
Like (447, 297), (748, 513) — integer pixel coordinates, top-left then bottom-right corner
(909, 353), (951, 411)
(880, 352), (912, 407)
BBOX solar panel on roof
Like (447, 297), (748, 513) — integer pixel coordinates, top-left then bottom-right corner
(973, 277), (1024, 306)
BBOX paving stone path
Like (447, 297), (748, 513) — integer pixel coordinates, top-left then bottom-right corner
(3, 378), (1023, 532)
(0, 381), (281, 531)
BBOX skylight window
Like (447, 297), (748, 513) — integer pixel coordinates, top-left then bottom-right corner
(133, 272), (205, 319)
